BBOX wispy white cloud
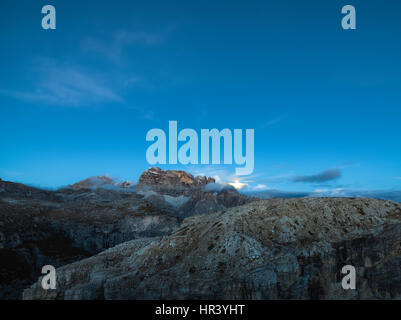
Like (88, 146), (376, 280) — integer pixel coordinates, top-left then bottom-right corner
(189, 167), (274, 191)
(189, 166), (263, 186)
(312, 188), (345, 196)
(142, 111), (155, 120)
(259, 114), (287, 129)
(189, 167), (236, 184)
(252, 184), (270, 191)
(1, 60), (122, 107)
(115, 30), (163, 45)
(338, 161), (360, 169)
(81, 30), (165, 64)
(124, 76), (143, 88)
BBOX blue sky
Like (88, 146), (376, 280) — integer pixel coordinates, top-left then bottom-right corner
(1, 0), (401, 193)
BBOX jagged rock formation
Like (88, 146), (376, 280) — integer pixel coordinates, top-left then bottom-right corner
(68, 176), (134, 189)
(137, 167), (250, 217)
(138, 167), (215, 189)
(0, 179), (179, 299)
(0, 179), (60, 201)
(0, 169), (250, 299)
(23, 198), (401, 300)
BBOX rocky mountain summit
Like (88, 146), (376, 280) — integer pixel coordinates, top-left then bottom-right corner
(136, 167), (249, 217)
(68, 175), (134, 190)
(0, 168), (250, 299)
(4, 169), (401, 300)
(138, 167), (215, 189)
(23, 197), (401, 300)
(0, 179), (179, 299)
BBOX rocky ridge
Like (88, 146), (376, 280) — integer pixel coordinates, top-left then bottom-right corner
(68, 175), (134, 190)
(23, 197), (401, 300)
(136, 167), (249, 217)
(138, 167), (215, 189)
(0, 168), (250, 299)
(0, 181), (179, 299)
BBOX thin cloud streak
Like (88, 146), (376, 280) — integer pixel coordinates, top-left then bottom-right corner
(1, 61), (123, 107)
(293, 169), (342, 183)
(80, 30), (166, 64)
(259, 114), (287, 129)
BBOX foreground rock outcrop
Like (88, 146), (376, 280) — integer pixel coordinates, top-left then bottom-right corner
(0, 169), (251, 299)
(0, 179), (179, 299)
(23, 198), (401, 300)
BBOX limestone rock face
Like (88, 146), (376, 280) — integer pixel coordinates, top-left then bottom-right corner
(137, 168), (250, 218)
(0, 171), (250, 299)
(23, 198), (401, 300)
(0, 180), (179, 299)
(138, 167), (215, 189)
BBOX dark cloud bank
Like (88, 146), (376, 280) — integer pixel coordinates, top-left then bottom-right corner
(293, 169), (342, 183)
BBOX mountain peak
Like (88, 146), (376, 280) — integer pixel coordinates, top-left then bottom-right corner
(68, 175), (133, 190)
(138, 167), (215, 188)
